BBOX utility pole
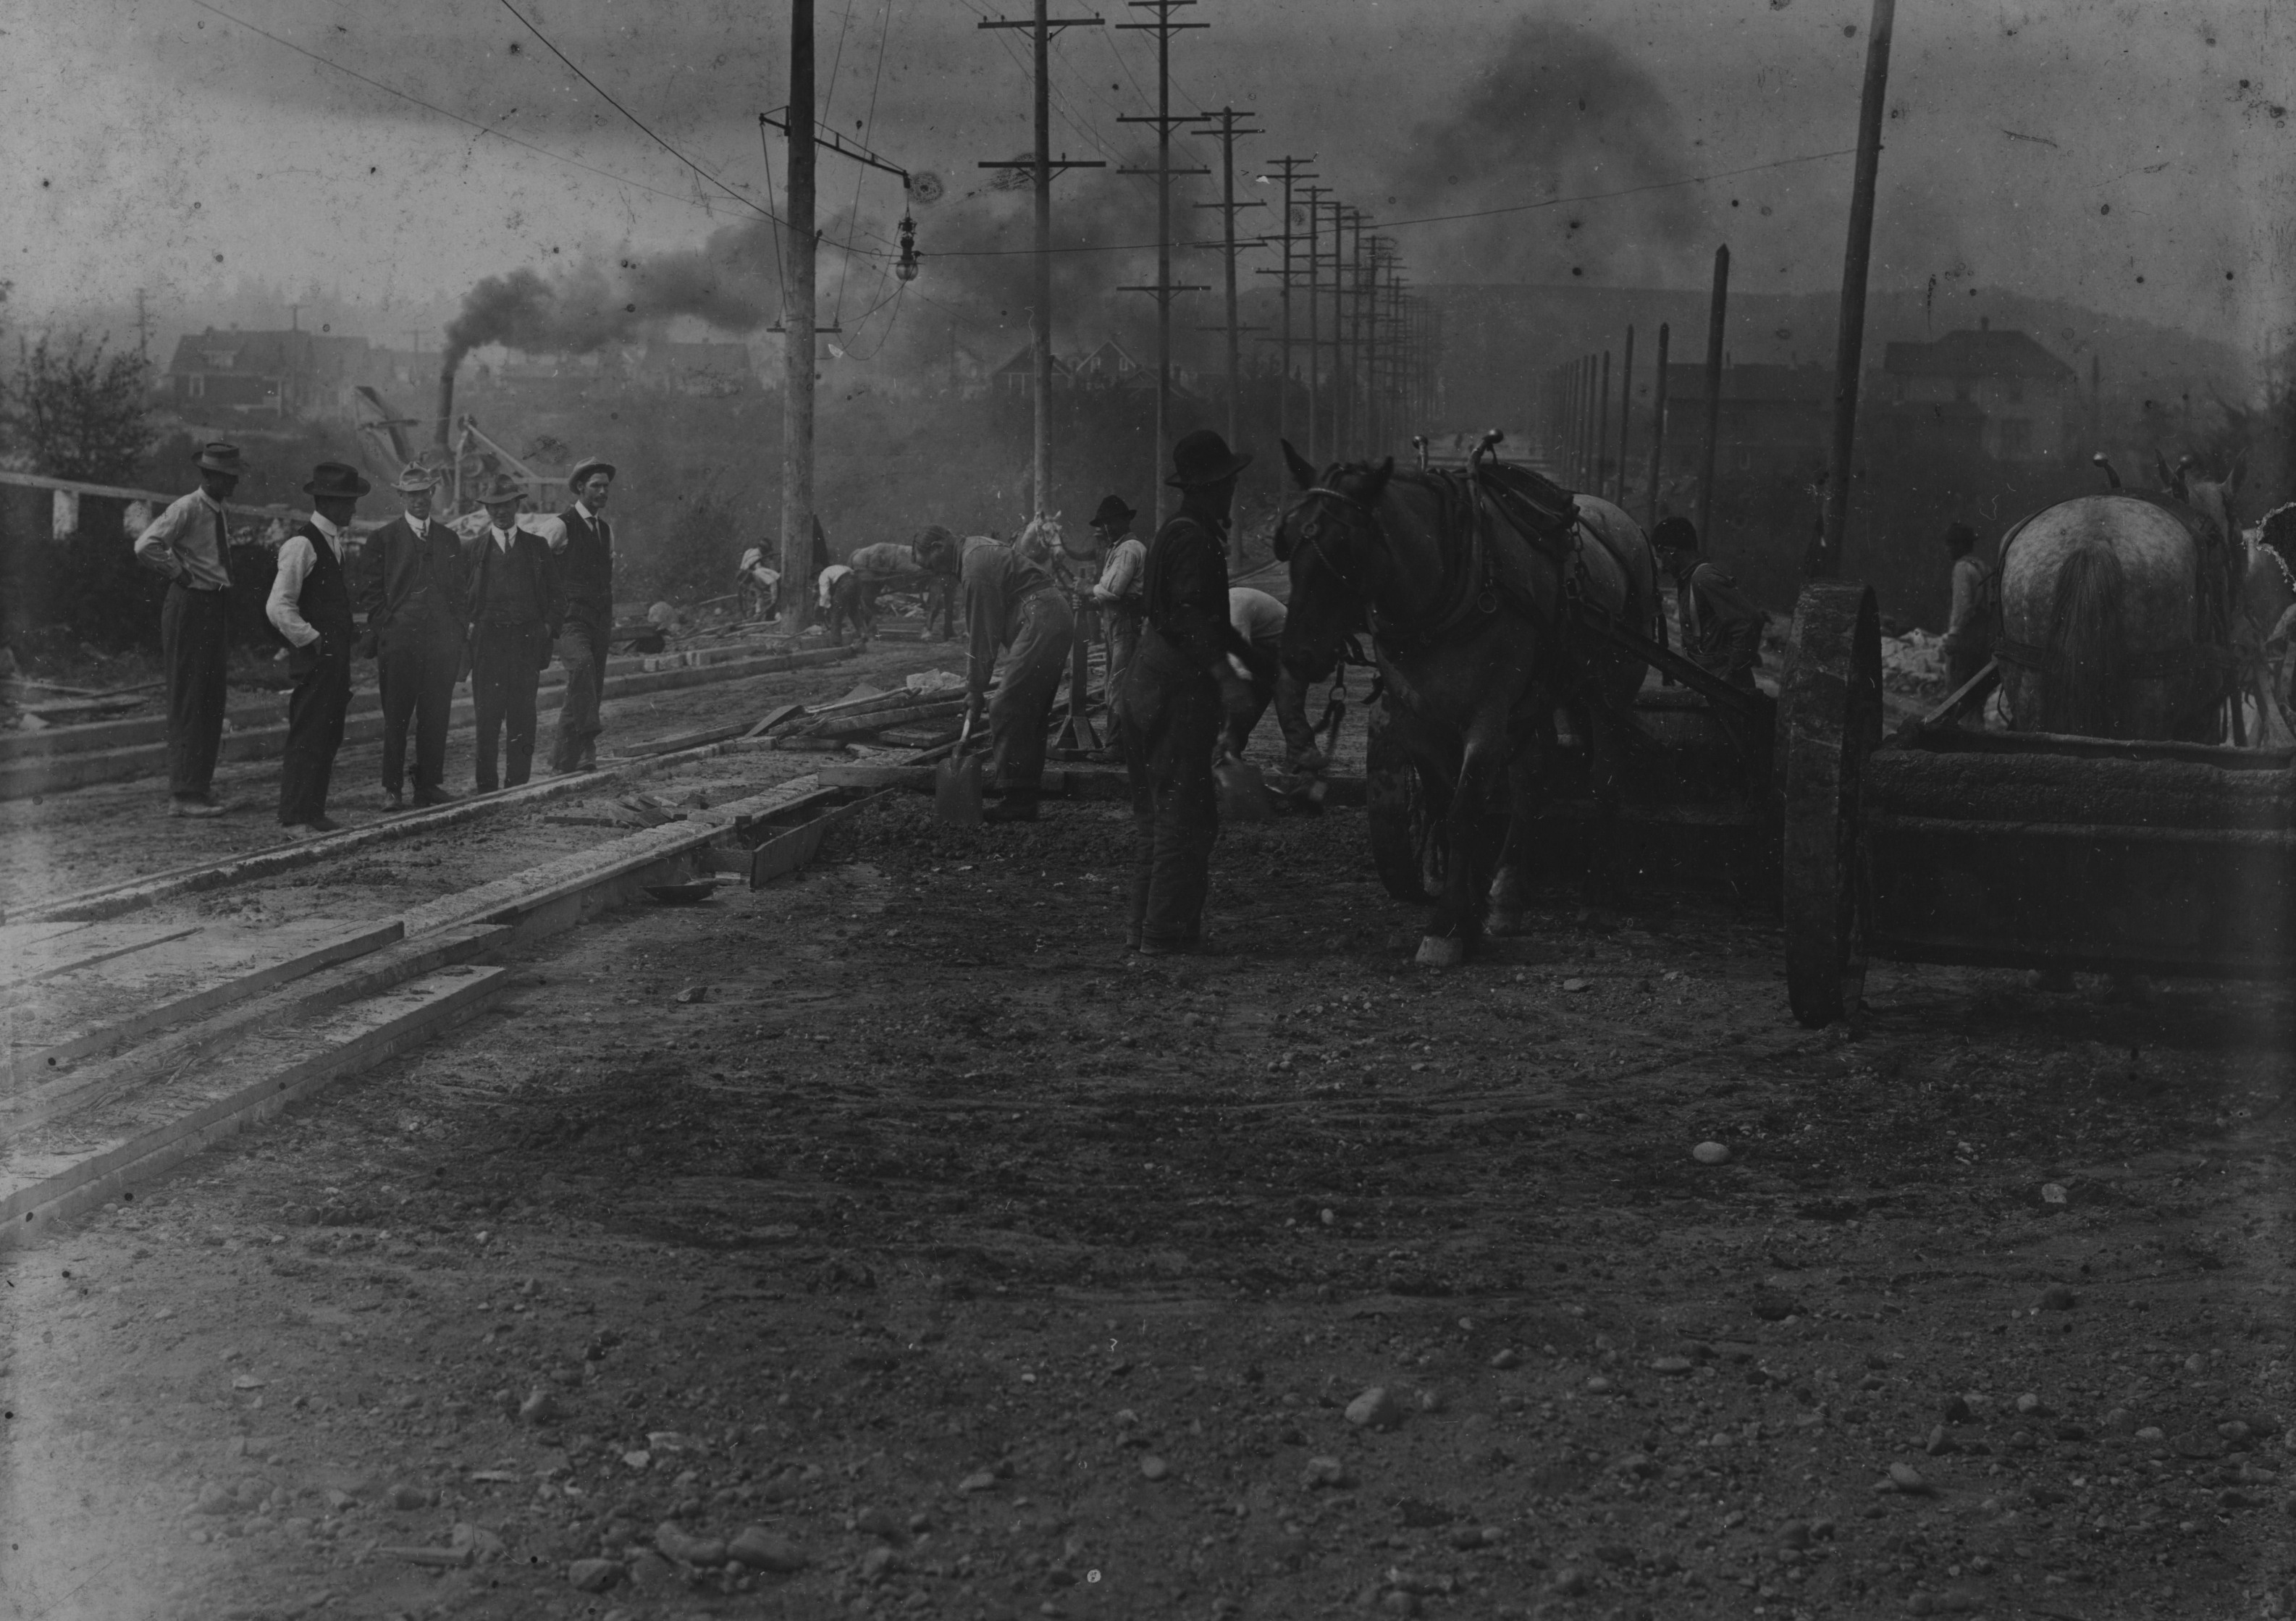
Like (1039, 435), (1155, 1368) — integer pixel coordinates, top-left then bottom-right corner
(1363, 237), (1395, 455)
(1595, 349), (1611, 500)
(134, 289), (151, 359)
(1646, 321), (1670, 526)
(981, 3), (1108, 527)
(1814, 0), (1896, 580)
(1190, 106), (1263, 557)
(1696, 245), (1730, 542)
(1252, 156), (1315, 464)
(778, 0), (819, 623)
(1117, 0), (1209, 526)
(1615, 325), (1635, 505)
(1298, 183), (1332, 466)
(1340, 208), (1368, 456)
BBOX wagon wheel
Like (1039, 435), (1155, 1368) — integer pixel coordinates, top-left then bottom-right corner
(1778, 581), (1883, 1027)
(1366, 698), (1449, 903)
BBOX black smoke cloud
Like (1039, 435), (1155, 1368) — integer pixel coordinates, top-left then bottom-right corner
(1387, 16), (1712, 286)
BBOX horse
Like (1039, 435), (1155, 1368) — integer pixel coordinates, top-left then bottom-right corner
(1269, 443), (1657, 967)
(2240, 504), (2296, 741)
(1995, 455), (2245, 741)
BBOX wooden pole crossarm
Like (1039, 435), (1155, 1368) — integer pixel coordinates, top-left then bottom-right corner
(759, 111), (909, 182)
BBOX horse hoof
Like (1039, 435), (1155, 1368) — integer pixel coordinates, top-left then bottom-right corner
(1487, 909), (1525, 938)
(1415, 935), (1467, 969)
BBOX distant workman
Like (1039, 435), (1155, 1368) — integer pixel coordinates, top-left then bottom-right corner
(133, 440), (245, 818)
(359, 463), (467, 810)
(1221, 586), (1287, 755)
(546, 456), (615, 775)
(468, 473), (565, 793)
(819, 561), (872, 647)
(912, 526), (964, 639)
(1940, 521), (1997, 693)
(1653, 515), (1765, 690)
(951, 529), (1075, 822)
(735, 543), (780, 619)
(266, 461), (369, 835)
(1088, 495), (1146, 734)
(1122, 429), (1260, 953)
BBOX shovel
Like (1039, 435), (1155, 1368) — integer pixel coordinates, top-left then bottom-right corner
(935, 704), (985, 825)
(1214, 750), (1273, 822)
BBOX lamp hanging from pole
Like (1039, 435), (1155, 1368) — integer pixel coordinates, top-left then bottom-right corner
(896, 214), (920, 282)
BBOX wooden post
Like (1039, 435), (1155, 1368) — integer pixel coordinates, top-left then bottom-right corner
(1646, 321), (1670, 526)
(779, 0), (817, 626)
(1031, 0), (1054, 523)
(1615, 325), (1635, 505)
(1595, 349), (1612, 502)
(1813, 0), (1896, 580)
(1696, 245), (1730, 542)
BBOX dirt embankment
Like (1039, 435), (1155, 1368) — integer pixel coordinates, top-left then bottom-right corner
(3, 794), (2289, 1621)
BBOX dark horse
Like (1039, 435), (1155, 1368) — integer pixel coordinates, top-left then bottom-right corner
(1270, 444), (1657, 966)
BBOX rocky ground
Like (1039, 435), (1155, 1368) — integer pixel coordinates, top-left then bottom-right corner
(3, 778), (2292, 1621)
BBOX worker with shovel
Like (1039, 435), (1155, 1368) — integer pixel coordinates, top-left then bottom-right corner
(925, 528), (1074, 823)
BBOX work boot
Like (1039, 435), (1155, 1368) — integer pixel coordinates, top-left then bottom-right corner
(283, 814), (342, 838)
(981, 797), (1039, 824)
(171, 795), (227, 819)
(380, 788), (404, 812)
(412, 786), (460, 808)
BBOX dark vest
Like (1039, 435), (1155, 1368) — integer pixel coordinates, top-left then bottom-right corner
(369, 515), (467, 632)
(294, 522), (355, 644)
(472, 531), (552, 626)
(557, 506), (613, 612)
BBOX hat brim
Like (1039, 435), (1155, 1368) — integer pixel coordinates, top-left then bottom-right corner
(394, 473), (439, 493)
(1164, 450), (1253, 489)
(568, 460), (617, 487)
(193, 456), (243, 475)
(303, 475), (373, 497)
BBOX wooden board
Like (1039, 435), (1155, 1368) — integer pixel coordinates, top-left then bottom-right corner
(0, 922), (201, 995)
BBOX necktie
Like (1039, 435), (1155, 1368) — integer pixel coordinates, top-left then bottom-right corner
(214, 507), (232, 587)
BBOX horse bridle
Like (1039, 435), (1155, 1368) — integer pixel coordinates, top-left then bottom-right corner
(1284, 478), (1498, 654)
(1284, 485), (1387, 605)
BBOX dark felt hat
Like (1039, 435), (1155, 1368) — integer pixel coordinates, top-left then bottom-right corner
(302, 461), (371, 500)
(1651, 515), (1699, 553)
(1165, 429), (1253, 489)
(1089, 494), (1138, 529)
(474, 472), (528, 507)
(568, 455), (617, 488)
(192, 441), (246, 476)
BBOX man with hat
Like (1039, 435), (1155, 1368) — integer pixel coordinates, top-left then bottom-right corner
(358, 463), (468, 810)
(266, 461), (369, 834)
(544, 456), (615, 774)
(1652, 515), (1765, 691)
(468, 473), (565, 793)
(133, 441), (246, 817)
(1122, 429), (1261, 953)
(1086, 494), (1146, 739)
(955, 526), (1076, 823)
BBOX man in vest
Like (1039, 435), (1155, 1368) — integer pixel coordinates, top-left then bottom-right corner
(547, 456), (615, 774)
(468, 473), (565, 793)
(1653, 515), (1765, 690)
(1123, 430), (1261, 953)
(266, 461), (369, 835)
(1940, 521), (1997, 695)
(358, 463), (468, 810)
(133, 440), (245, 817)
(952, 529), (1075, 823)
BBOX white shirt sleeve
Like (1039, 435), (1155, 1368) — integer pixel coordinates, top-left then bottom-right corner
(526, 513), (569, 551)
(266, 535), (321, 647)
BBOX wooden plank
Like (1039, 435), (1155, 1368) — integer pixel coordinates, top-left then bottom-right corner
(4, 919), (404, 1085)
(0, 925), (508, 1142)
(0, 922), (92, 954)
(0, 964), (510, 1247)
(0, 924), (201, 994)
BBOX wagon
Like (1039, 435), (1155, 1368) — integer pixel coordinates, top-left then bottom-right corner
(1775, 581), (2296, 1025)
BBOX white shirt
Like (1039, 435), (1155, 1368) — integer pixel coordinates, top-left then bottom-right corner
(1227, 586), (1287, 682)
(490, 526), (521, 555)
(540, 501), (597, 554)
(266, 512), (350, 648)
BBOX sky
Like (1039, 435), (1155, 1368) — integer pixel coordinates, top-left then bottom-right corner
(5, 0), (2293, 369)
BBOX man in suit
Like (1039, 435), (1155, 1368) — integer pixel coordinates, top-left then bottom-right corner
(359, 463), (468, 809)
(133, 441), (245, 817)
(469, 473), (565, 792)
(547, 456), (615, 774)
(266, 461), (369, 835)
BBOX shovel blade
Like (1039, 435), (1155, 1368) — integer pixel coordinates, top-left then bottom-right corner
(935, 752), (984, 825)
(1214, 754), (1274, 822)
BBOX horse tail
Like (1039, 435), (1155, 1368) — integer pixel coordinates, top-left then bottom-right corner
(2037, 544), (2126, 736)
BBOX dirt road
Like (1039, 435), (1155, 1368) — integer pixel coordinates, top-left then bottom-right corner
(3, 786), (2290, 1621)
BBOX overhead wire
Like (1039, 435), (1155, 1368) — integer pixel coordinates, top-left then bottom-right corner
(833, 0), (899, 327)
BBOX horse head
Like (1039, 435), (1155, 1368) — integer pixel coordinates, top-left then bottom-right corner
(2177, 452), (2244, 547)
(1273, 439), (1390, 685)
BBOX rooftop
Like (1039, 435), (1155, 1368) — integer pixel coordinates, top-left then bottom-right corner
(1882, 326), (2077, 385)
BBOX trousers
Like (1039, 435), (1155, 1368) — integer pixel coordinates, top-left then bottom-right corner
(986, 589), (1076, 807)
(826, 572), (874, 647)
(1102, 604), (1142, 728)
(277, 636), (351, 825)
(161, 582), (231, 799)
(1119, 628), (1222, 948)
(377, 617), (461, 795)
(473, 622), (546, 790)
(550, 611), (607, 771)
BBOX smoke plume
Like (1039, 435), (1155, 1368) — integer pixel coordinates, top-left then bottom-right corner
(1388, 16), (1711, 286)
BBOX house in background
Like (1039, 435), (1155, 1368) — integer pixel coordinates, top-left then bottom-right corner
(994, 345), (1075, 398)
(1072, 340), (1143, 390)
(1880, 321), (2078, 462)
(165, 327), (375, 418)
(1659, 361), (1835, 471)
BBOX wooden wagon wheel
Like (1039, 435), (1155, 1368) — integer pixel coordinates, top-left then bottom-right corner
(1366, 698), (1450, 904)
(1778, 581), (1883, 1027)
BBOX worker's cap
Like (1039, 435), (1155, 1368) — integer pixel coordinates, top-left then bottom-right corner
(393, 462), (440, 494)
(192, 441), (246, 476)
(1651, 515), (1699, 553)
(302, 461), (372, 500)
(1089, 494), (1138, 529)
(474, 471), (527, 507)
(568, 456), (617, 488)
(1166, 429), (1253, 489)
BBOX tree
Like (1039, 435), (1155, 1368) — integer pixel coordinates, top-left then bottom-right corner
(11, 334), (154, 482)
